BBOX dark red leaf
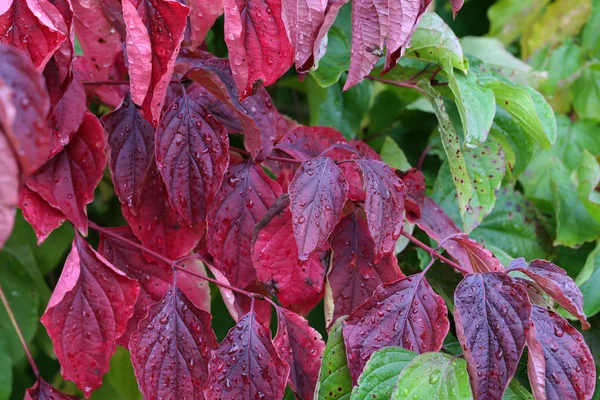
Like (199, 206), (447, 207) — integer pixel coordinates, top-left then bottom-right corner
(274, 307), (326, 400)
(207, 159), (282, 288)
(24, 378), (78, 400)
(47, 77), (87, 157)
(398, 168), (425, 220)
(327, 209), (405, 325)
(342, 273), (449, 382)
(454, 272), (532, 400)
(350, 139), (381, 161)
(180, 0), (223, 47)
(102, 93), (155, 208)
(526, 306), (596, 400)
(41, 0), (74, 90)
(205, 311), (289, 400)
(223, 0), (293, 99)
(509, 258), (589, 329)
(324, 145), (365, 201)
(186, 84), (242, 134)
(0, 126), (19, 249)
(19, 186), (66, 245)
(274, 126), (345, 161)
(252, 195), (328, 313)
(41, 234), (139, 397)
(26, 112), (107, 235)
(356, 159), (406, 260)
(156, 87), (230, 226)
(129, 285), (217, 400)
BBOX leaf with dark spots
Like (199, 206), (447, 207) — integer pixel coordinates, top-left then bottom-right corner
(0, 126), (19, 249)
(24, 378), (78, 400)
(102, 93), (155, 209)
(40, 234), (139, 397)
(398, 168), (426, 220)
(156, 87), (229, 226)
(274, 307), (326, 400)
(275, 126), (345, 161)
(47, 77), (87, 158)
(204, 311), (289, 400)
(129, 286), (217, 400)
(223, 0), (293, 99)
(509, 258), (589, 329)
(19, 186), (66, 245)
(326, 209), (405, 326)
(356, 159), (406, 260)
(526, 306), (596, 400)
(454, 272), (532, 400)
(342, 273), (449, 382)
(252, 195), (328, 314)
(207, 159), (282, 288)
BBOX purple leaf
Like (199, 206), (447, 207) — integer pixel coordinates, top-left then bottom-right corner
(274, 126), (345, 161)
(0, 123), (19, 249)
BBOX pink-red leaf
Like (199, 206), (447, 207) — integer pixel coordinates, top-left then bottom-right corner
(19, 186), (66, 245)
(398, 168), (425, 220)
(205, 311), (289, 400)
(207, 159), (282, 288)
(454, 272), (532, 400)
(24, 379), (78, 400)
(289, 156), (348, 260)
(342, 273), (449, 382)
(73, 55), (127, 108)
(0, 117), (19, 249)
(449, 0), (464, 18)
(41, 234), (139, 397)
(526, 306), (596, 400)
(47, 77), (87, 158)
(129, 286), (217, 400)
(274, 126), (345, 161)
(180, 0), (223, 47)
(274, 307), (326, 400)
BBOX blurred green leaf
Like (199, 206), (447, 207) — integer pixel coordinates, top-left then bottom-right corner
(315, 318), (352, 400)
(504, 380), (534, 399)
(487, 0), (550, 45)
(573, 64), (600, 123)
(0, 343), (11, 400)
(577, 241), (600, 317)
(310, 27), (350, 88)
(90, 347), (142, 400)
(460, 37), (532, 81)
(379, 137), (411, 171)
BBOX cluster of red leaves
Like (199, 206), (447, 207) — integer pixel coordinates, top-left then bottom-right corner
(0, 0), (596, 400)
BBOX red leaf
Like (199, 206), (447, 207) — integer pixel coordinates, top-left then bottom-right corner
(454, 272), (532, 400)
(0, 0), (66, 70)
(343, 273), (448, 381)
(41, 0), (74, 89)
(274, 126), (345, 161)
(205, 311), (289, 400)
(24, 378), (78, 400)
(73, 55), (127, 108)
(122, 0), (189, 124)
(156, 87), (230, 226)
(41, 234), (139, 397)
(0, 124), (19, 249)
(26, 112), (107, 235)
(452, 236), (503, 273)
(281, 0), (346, 74)
(207, 159), (282, 288)
(102, 93), (155, 208)
(252, 195), (328, 313)
(449, 0), (463, 18)
(327, 209), (405, 325)
(356, 159), (406, 260)
(186, 84), (242, 134)
(350, 139), (382, 161)
(129, 285), (217, 400)
(289, 156), (348, 260)
(223, 0), (293, 99)
(0, 45), (53, 174)
(48, 77), (87, 158)
(180, 0), (223, 47)
(19, 186), (66, 245)
(274, 307), (326, 400)
(398, 168), (425, 220)
(526, 306), (596, 400)
(324, 146), (365, 201)
(509, 258), (589, 329)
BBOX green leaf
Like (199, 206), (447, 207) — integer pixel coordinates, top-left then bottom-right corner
(491, 107), (533, 181)
(537, 41), (582, 96)
(315, 318), (352, 400)
(577, 150), (600, 203)
(582, 10), (600, 58)
(487, 0), (550, 45)
(379, 137), (411, 171)
(573, 64), (600, 123)
(503, 380), (534, 399)
(391, 352), (472, 399)
(0, 343), (11, 400)
(90, 347), (142, 400)
(367, 91), (406, 133)
(310, 26), (350, 88)
(351, 347), (416, 400)
(582, 314), (600, 400)
(577, 241), (600, 317)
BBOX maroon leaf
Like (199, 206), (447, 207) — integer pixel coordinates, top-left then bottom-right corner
(180, 0), (223, 47)
(129, 285), (217, 400)
(526, 306), (596, 400)
(398, 168), (425, 220)
(186, 84), (242, 134)
(342, 273), (449, 382)
(324, 145), (366, 201)
(205, 311), (289, 400)
(356, 159), (406, 260)
(156, 87), (230, 226)
(274, 307), (326, 400)
(289, 156), (348, 260)
(48, 77), (87, 158)
(102, 93), (155, 208)
(252, 195), (328, 313)
(350, 139), (382, 160)
(508, 258), (589, 329)
(223, 0), (293, 99)
(41, 234), (139, 397)
(452, 236), (504, 273)
(454, 272), (532, 400)
(274, 126), (345, 161)
(327, 209), (405, 325)
(41, 0), (74, 89)
(207, 159), (282, 288)
(0, 125), (19, 249)
(26, 112), (107, 235)
(19, 186), (66, 245)
(24, 378), (78, 400)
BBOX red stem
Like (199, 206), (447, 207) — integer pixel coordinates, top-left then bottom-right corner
(229, 147), (303, 165)
(0, 284), (40, 378)
(366, 76), (426, 95)
(81, 80), (181, 86)
(402, 231), (470, 275)
(417, 144), (431, 170)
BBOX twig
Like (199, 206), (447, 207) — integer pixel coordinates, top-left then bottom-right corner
(417, 144), (431, 170)
(229, 147), (303, 165)
(366, 76), (426, 95)
(402, 231), (470, 275)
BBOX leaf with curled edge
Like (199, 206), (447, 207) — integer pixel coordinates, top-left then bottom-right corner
(342, 273), (449, 382)
(129, 285), (217, 400)
(40, 234), (139, 397)
(205, 311), (289, 400)
(24, 378), (78, 400)
(102, 93), (155, 209)
(289, 156), (348, 260)
(454, 272), (532, 400)
(41, 0), (75, 89)
(252, 195), (328, 314)
(508, 258), (589, 329)
(0, 120), (19, 249)
(274, 307), (326, 400)
(156, 87), (229, 226)
(398, 168), (425, 220)
(207, 159), (282, 289)
(223, 0), (293, 99)
(326, 209), (405, 326)
(526, 306), (596, 400)
(356, 159), (406, 260)
(19, 186), (66, 245)
(26, 112), (106, 235)
(179, 0), (222, 47)
(275, 126), (345, 161)
(47, 77), (87, 158)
